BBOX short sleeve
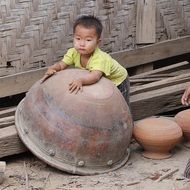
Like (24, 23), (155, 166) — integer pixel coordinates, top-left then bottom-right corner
(89, 60), (111, 76)
(62, 48), (75, 65)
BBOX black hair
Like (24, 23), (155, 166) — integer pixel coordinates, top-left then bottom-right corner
(73, 15), (103, 39)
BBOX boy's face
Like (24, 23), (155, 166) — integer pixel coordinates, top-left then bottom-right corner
(73, 25), (101, 56)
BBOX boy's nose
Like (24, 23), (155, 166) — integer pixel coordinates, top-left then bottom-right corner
(79, 40), (85, 46)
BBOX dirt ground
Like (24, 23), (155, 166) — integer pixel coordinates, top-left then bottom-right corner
(0, 140), (190, 190)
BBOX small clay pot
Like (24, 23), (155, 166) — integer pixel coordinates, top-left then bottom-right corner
(175, 109), (190, 148)
(133, 117), (182, 159)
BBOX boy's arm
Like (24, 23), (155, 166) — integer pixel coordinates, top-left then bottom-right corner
(69, 70), (103, 93)
(41, 61), (68, 83)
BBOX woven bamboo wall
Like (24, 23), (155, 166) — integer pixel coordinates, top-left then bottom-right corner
(0, 0), (190, 76)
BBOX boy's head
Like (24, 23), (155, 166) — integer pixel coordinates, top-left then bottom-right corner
(73, 15), (103, 39)
(73, 15), (103, 56)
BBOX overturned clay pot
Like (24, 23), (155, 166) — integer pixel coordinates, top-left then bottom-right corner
(15, 69), (133, 175)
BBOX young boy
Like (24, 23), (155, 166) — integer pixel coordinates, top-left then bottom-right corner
(41, 15), (130, 105)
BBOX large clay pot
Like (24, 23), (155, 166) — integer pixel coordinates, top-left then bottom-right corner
(133, 117), (182, 159)
(15, 69), (133, 175)
(175, 109), (190, 148)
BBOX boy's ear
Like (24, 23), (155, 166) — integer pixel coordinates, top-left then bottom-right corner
(97, 38), (101, 45)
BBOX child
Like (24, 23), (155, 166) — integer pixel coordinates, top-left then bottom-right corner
(41, 15), (130, 106)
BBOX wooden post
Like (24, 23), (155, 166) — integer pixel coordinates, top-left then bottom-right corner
(136, 0), (156, 44)
(0, 161), (6, 184)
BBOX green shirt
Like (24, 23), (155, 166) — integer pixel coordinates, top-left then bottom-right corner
(62, 48), (128, 86)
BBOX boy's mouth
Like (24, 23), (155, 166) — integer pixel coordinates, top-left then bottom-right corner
(78, 48), (86, 52)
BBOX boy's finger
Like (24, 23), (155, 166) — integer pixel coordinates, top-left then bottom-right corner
(68, 83), (74, 91)
(69, 84), (81, 94)
(74, 86), (81, 94)
(69, 84), (76, 93)
(40, 75), (49, 83)
(40, 74), (53, 84)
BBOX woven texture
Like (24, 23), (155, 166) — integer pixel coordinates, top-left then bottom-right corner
(0, 0), (189, 76)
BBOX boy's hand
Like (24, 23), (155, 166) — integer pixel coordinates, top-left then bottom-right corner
(69, 79), (83, 94)
(40, 69), (56, 83)
(68, 71), (102, 94)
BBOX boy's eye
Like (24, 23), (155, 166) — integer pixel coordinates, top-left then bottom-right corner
(75, 37), (80, 40)
(86, 39), (92, 42)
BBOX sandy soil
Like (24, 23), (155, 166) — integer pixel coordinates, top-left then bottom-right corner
(0, 140), (190, 190)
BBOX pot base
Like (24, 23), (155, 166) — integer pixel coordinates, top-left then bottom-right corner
(184, 141), (190, 148)
(142, 151), (172, 160)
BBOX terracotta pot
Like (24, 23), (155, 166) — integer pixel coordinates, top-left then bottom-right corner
(15, 69), (133, 175)
(133, 117), (182, 159)
(175, 109), (190, 148)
